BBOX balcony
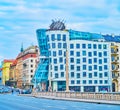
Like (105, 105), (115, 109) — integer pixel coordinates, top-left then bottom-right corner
(111, 45), (118, 49)
(111, 53), (119, 56)
(111, 61), (119, 64)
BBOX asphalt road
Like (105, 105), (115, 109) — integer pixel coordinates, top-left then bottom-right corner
(0, 93), (120, 110)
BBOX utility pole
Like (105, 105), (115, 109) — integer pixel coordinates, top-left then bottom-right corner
(66, 49), (69, 92)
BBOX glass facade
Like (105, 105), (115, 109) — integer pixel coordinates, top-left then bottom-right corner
(33, 28), (112, 92)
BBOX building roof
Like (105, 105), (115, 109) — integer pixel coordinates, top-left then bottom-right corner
(103, 35), (120, 42)
(3, 59), (15, 63)
(11, 60), (17, 66)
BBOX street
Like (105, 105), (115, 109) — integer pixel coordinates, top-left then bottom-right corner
(0, 93), (120, 110)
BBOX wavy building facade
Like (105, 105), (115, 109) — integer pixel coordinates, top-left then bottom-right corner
(32, 20), (120, 92)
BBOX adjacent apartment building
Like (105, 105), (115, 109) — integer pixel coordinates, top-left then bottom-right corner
(32, 20), (115, 92)
(16, 45), (39, 89)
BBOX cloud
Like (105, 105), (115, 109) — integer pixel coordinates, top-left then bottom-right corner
(0, 0), (120, 61)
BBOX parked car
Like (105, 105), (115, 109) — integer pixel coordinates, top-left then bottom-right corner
(21, 89), (32, 94)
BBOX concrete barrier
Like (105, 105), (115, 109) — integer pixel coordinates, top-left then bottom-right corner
(33, 92), (120, 101)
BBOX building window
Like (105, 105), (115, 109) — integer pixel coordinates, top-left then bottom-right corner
(70, 44), (74, 49)
(77, 73), (80, 78)
(52, 43), (55, 48)
(48, 44), (50, 49)
(53, 51), (56, 56)
(49, 51), (51, 56)
(71, 65), (74, 70)
(76, 44), (80, 48)
(76, 59), (80, 64)
(70, 51), (74, 56)
(93, 44), (97, 49)
(88, 44), (91, 49)
(58, 43), (62, 48)
(63, 43), (66, 48)
(94, 65), (97, 70)
(77, 66), (80, 71)
(60, 65), (64, 70)
(89, 73), (92, 78)
(83, 58), (86, 62)
(49, 58), (52, 63)
(31, 75), (33, 78)
(70, 58), (74, 63)
(47, 35), (49, 41)
(31, 70), (33, 73)
(99, 80), (103, 84)
(59, 57), (63, 63)
(31, 60), (33, 62)
(59, 50), (62, 55)
(57, 34), (61, 40)
(104, 51), (107, 56)
(88, 52), (92, 57)
(94, 80), (97, 84)
(98, 52), (102, 57)
(61, 72), (64, 77)
(54, 66), (58, 71)
(89, 80), (92, 84)
(83, 72), (86, 77)
(77, 80), (80, 84)
(55, 73), (58, 78)
(104, 65), (108, 70)
(93, 51), (97, 56)
(104, 58), (107, 63)
(104, 80), (108, 84)
(99, 66), (102, 71)
(103, 44), (107, 49)
(54, 59), (57, 64)
(31, 65), (33, 67)
(94, 72), (97, 77)
(99, 73), (103, 78)
(83, 65), (86, 70)
(99, 59), (102, 64)
(83, 80), (86, 84)
(88, 59), (92, 64)
(63, 34), (66, 41)
(71, 80), (75, 84)
(76, 52), (80, 56)
(104, 72), (108, 77)
(94, 58), (97, 63)
(51, 34), (55, 41)
(82, 44), (86, 49)
(82, 51), (86, 56)
(88, 66), (92, 71)
(71, 72), (74, 77)
(98, 44), (102, 49)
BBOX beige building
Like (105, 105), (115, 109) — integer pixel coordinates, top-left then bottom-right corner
(111, 42), (120, 92)
(22, 46), (39, 89)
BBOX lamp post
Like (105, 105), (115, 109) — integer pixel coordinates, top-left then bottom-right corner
(66, 49), (69, 92)
(49, 64), (52, 92)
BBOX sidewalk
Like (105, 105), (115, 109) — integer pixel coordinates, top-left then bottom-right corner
(19, 94), (120, 105)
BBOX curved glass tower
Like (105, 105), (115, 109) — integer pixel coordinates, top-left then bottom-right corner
(32, 29), (49, 90)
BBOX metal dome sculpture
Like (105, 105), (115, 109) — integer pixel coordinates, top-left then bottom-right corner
(49, 20), (66, 30)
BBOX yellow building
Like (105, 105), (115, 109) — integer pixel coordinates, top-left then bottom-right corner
(2, 59), (14, 85)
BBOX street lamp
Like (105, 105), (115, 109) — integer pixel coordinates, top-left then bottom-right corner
(66, 49), (69, 92)
(48, 64), (52, 92)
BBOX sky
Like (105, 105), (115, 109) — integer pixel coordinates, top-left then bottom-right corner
(0, 0), (120, 62)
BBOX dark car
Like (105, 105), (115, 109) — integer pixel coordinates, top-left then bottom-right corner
(21, 89), (32, 94)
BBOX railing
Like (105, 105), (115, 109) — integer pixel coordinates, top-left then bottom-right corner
(32, 92), (120, 101)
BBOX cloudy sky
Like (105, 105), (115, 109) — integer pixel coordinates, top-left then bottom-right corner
(0, 0), (120, 62)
